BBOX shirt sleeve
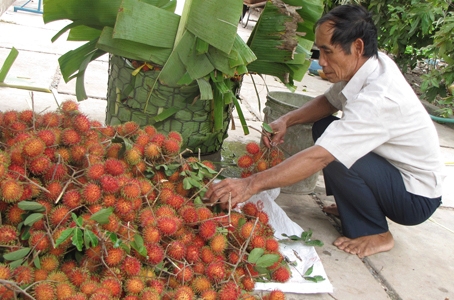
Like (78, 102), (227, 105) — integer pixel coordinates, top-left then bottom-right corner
(315, 92), (390, 168)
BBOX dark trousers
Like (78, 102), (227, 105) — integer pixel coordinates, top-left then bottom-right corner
(312, 115), (442, 238)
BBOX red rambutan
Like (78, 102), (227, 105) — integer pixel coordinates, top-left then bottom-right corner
(86, 163), (105, 181)
(205, 261), (226, 282)
(73, 114), (91, 132)
(13, 265), (35, 285)
(23, 137), (46, 157)
(61, 128), (81, 146)
(49, 205), (71, 226)
(99, 174), (120, 194)
(0, 225), (17, 245)
(246, 142), (261, 155)
(33, 282), (56, 300)
(82, 182), (102, 205)
(162, 138), (180, 156)
(104, 158), (126, 176)
(29, 230), (51, 252)
(167, 240), (187, 260)
(272, 266), (291, 282)
(142, 225), (160, 244)
(145, 243), (165, 265)
(121, 256), (142, 277)
(198, 220), (217, 240)
(101, 277), (123, 297)
(121, 180), (141, 200)
(124, 277), (145, 294)
(237, 154), (254, 169)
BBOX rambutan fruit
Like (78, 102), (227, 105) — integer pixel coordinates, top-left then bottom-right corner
(106, 143), (122, 158)
(121, 256), (142, 277)
(37, 129), (56, 146)
(144, 142), (161, 160)
(167, 240), (187, 260)
(29, 230), (51, 252)
(166, 194), (185, 210)
(125, 276), (145, 294)
(270, 157), (284, 167)
(19, 109), (34, 123)
(86, 163), (105, 181)
(138, 178), (153, 196)
(101, 277), (122, 297)
(168, 131), (183, 144)
(175, 286), (195, 300)
(178, 205), (198, 224)
(241, 202), (258, 217)
(175, 180), (190, 197)
(156, 215), (180, 237)
(47, 270), (68, 283)
(23, 137), (46, 157)
(162, 138), (180, 156)
(218, 281), (241, 300)
(115, 197), (133, 217)
(124, 147), (142, 166)
(61, 128), (81, 145)
(60, 99), (79, 113)
(41, 111), (61, 127)
(33, 282), (56, 300)
(56, 282), (76, 300)
(145, 243), (165, 265)
(237, 154), (254, 169)
(13, 265), (35, 285)
(257, 210), (270, 224)
(34, 268), (48, 282)
(265, 238), (280, 252)
(200, 289), (217, 300)
(142, 225), (160, 244)
(73, 114), (91, 132)
(49, 205), (71, 227)
(80, 280), (99, 296)
(29, 154), (51, 175)
(0, 264), (11, 280)
(174, 263), (194, 283)
(140, 287), (160, 300)
(99, 174), (120, 194)
(105, 247), (126, 267)
(82, 182), (102, 205)
(3, 110), (18, 125)
(143, 125), (157, 136)
(268, 289), (286, 300)
(0, 225), (18, 246)
(121, 180), (141, 200)
(104, 158), (125, 176)
(196, 206), (213, 221)
(191, 275), (211, 294)
(5, 204), (24, 226)
(210, 233), (228, 254)
(239, 221), (257, 240)
(246, 142), (261, 155)
(205, 261), (226, 282)
(120, 121), (140, 136)
(271, 266), (291, 283)
(138, 208), (156, 227)
(198, 220), (217, 240)
(1, 179), (23, 203)
(251, 235), (266, 249)
(54, 147), (72, 162)
(183, 244), (200, 263)
(40, 254), (60, 272)
(200, 246), (215, 264)
(150, 133), (166, 147)
(44, 164), (68, 181)
(256, 159), (269, 172)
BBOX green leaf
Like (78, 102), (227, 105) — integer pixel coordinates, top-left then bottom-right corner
(84, 230), (99, 249)
(255, 254), (280, 268)
(131, 234), (147, 256)
(18, 201), (45, 212)
(90, 207), (114, 224)
(3, 247), (31, 261)
(301, 230), (313, 242)
(304, 275), (325, 282)
(304, 264), (314, 276)
(183, 177), (193, 190)
(72, 213), (83, 227)
(0, 47), (19, 82)
(72, 228), (84, 251)
(262, 123), (274, 133)
(304, 240), (324, 247)
(55, 228), (74, 248)
(33, 254), (41, 269)
(24, 213), (44, 226)
(282, 233), (301, 240)
(248, 248), (265, 264)
(20, 226), (31, 240)
(9, 259), (24, 270)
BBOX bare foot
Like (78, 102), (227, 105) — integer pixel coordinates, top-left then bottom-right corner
(322, 203), (339, 216)
(333, 231), (394, 258)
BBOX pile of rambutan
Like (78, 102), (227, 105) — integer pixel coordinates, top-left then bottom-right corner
(0, 101), (290, 299)
(236, 141), (286, 178)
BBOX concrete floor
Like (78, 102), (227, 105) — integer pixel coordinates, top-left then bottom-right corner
(1, 2), (454, 299)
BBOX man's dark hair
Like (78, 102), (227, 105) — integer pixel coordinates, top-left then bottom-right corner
(316, 5), (378, 58)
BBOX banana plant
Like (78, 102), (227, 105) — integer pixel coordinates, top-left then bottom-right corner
(43, 0), (323, 137)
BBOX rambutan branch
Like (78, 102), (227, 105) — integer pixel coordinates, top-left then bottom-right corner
(0, 278), (35, 299)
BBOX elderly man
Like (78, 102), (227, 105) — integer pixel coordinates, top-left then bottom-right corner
(206, 4), (445, 258)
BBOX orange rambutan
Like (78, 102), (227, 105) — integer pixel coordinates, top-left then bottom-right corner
(272, 266), (291, 283)
(256, 159), (269, 172)
(191, 275), (211, 294)
(167, 240), (187, 260)
(124, 147), (142, 166)
(196, 206), (213, 221)
(246, 142), (261, 155)
(218, 281), (241, 300)
(37, 129), (56, 146)
(86, 163), (105, 181)
(23, 137), (46, 157)
(120, 121), (140, 136)
(49, 205), (71, 227)
(145, 243), (165, 265)
(41, 112), (61, 127)
(210, 233), (228, 254)
(105, 247), (126, 267)
(0, 264), (11, 280)
(138, 208), (156, 227)
(142, 225), (161, 244)
(265, 238), (280, 252)
(29, 230), (51, 252)
(239, 221), (257, 240)
(143, 125), (157, 136)
(150, 133), (166, 147)
(166, 194), (185, 210)
(106, 143), (122, 158)
(198, 220), (217, 240)
(237, 154), (254, 169)
(1, 179), (23, 203)
(73, 114), (91, 132)
(178, 205), (198, 224)
(29, 154), (51, 175)
(56, 282), (76, 300)
(34, 268), (48, 282)
(40, 254), (60, 272)
(125, 276), (145, 294)
(61, 128), (81, 146)
(162, 138), (180, 156)
(185, 244), (201, 263)
(13, 265), (35, 285)
(268, 289), (286, 300)
(242, 202), (258, 216)
(105, 158), (126, 176)
(257, 210), (270, 224)
(115, 197), (133, 217)
(205, 261), (226, 282)
(121, 180), (141, 200)
(54, 147), (72, 162)
(200, 246), (215, 264)
(19, 109), (34, 123)
(175, 286), (194, 300)
(33, 282), (56, 300)
(0, 225), (17, 245)
(60, 99), (79, 113)
(168, 131), (183, 144)
(155, 205), (177, 218)
(101, 277), (123, 297)
(251, 235), (266, 249)
(99, 174), (120, 194)
(82, 182), (102, 205)
(121, 256), (142, 277)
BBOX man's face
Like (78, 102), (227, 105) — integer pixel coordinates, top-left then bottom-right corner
(315, 21), (361, 83)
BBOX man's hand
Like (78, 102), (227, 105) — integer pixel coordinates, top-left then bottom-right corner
(205, 177), (255, 209)
(263, 118), (287, 148)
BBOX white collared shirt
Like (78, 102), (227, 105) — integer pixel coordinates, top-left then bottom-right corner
(315, 52), (445, 198)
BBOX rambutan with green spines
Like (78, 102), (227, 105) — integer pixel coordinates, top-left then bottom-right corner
(80, 280), (99, 296)
(34, 268), (48, 282)
(209, 233), (228, 254)
(105, 143), (122, 159)
(1, 179), (23, 203)
(124, 147), (142, 166)
(54, 147), (72, 162)
(40, 254), (60, 272)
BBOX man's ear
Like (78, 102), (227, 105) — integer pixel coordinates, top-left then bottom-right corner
(353, 38), (365, 56)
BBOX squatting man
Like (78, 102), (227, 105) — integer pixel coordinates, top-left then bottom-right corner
(206, 4), (445, 258)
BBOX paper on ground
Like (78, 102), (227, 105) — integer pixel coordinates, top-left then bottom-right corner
(240, 188), (333, 294)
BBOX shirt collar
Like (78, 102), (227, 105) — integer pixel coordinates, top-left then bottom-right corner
(341, 54), (379, 100)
